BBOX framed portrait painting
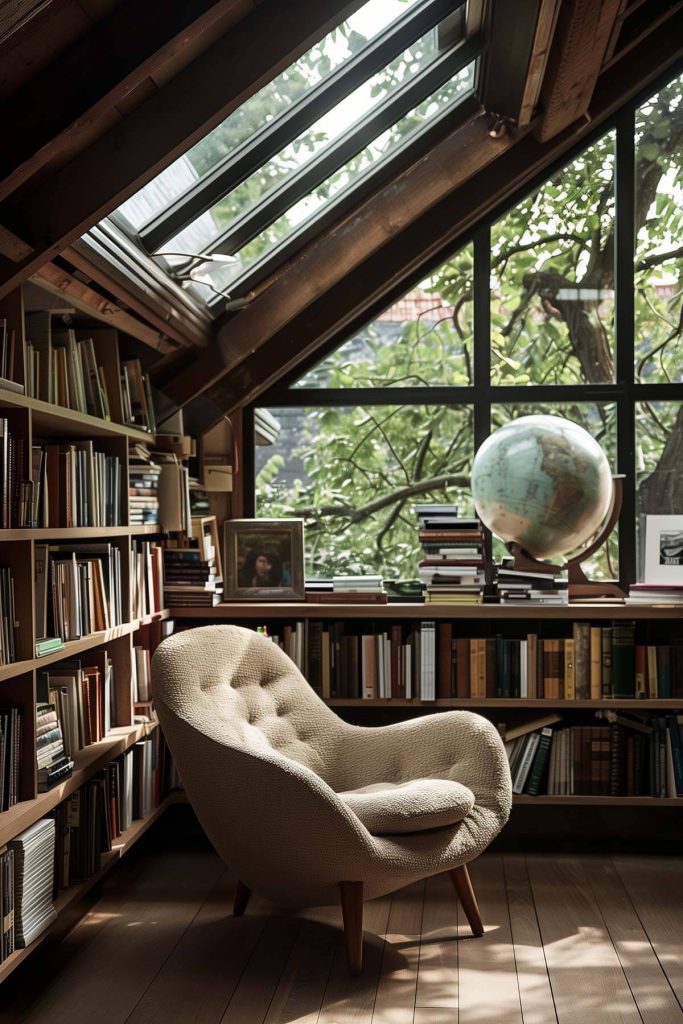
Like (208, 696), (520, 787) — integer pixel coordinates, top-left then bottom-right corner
(644, 514), (683, 584)
(224, 518), (305, 600)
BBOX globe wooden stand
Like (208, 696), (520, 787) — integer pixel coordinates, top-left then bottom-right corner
(508, 477), (626, 600)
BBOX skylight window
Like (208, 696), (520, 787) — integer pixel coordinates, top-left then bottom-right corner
(109, 0), (479, 308)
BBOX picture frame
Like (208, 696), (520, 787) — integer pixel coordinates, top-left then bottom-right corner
(643, 514), (683, 584)
(224, 518), (305, 601)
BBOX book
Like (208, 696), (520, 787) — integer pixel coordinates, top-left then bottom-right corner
(35, 636), (65, 658)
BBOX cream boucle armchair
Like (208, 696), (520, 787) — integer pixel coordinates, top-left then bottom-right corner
(152, 624), (512, 973)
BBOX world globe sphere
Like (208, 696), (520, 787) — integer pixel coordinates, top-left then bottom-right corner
(471, 415), (613, 560)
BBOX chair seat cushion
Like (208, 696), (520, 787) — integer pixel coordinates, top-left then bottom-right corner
(338, 778), (476, 834)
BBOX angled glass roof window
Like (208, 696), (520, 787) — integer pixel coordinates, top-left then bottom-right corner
(109, 0), (480, 307)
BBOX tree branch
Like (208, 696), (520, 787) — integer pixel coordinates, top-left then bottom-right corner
(296, 473), (470, 522)
(637, 245), (683, 271)
(492, 232), (587, 270)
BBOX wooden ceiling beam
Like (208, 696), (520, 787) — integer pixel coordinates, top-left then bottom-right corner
(34, 262), (178, 353)
(161, 8), (683, 424)
(517, 0), (563, 128)
(0, 0), (364, 299)
(536, 0), (623, 142)
(479, 0), (557, 127)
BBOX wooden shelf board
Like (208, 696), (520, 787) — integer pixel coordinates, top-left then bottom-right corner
(0, 796), (175, 983)
(129, 525), (163, 535)
(134, 609), (171, 629)
(172, 602), (683, 620)
(326, 698), (683, 708)
(0, 526), (156, 539)
(0, 389), (152, 441)
(513, 795), (683, 806)
(0, 722), (158, 848)
(0, 613), (171, 682)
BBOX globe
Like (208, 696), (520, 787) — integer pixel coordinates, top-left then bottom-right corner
(470, 415), (613, 560)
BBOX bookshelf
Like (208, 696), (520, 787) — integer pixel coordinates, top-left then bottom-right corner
(171, 602), (683, 810)
(0, 283), (177, 982)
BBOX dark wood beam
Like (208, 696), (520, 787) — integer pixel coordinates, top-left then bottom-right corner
(34, 262), (178, 353)
(536, 0), (623, 142)
(518, 0), (562, 127)
(479, 0), (549, 125)
(0, 0), (55, 44)
(157, 111), (524, 405)
(175, 10), (683, 420)
(0, 0), (365, 299)
(0, 0), (248, 203)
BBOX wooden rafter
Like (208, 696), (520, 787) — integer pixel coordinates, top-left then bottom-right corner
(479, 0), (552, 126)
(518, 0), (563, 128)
(536, 0), (623, 142)
(0, 0), (364, 299)
(0, 0), (249, 204)
(34, 262), (178, 353)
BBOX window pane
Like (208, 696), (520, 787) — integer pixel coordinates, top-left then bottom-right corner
(170, 23), (447, 252)
(255, 404), (474, 578)
(489, 403), (618, 580)
(228, 65), (474, 279)
(636, 401), (683, 574)
(117, 0), (424, 228)
(635, 74), (683, 383)
(490, 133), (615, 385)
(296, 245), (474, 387)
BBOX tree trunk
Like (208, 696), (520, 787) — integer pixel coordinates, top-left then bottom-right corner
(638, 405), (683, 514)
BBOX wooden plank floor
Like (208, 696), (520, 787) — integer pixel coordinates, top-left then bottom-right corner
(2, 851), (682, 1024)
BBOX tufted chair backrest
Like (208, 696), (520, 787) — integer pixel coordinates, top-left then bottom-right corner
(151, 624), (346, 781)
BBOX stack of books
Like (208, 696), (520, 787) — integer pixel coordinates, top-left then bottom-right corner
(120, 359), (156, 433)
(40, 651), (114, 757)
(35, 636), (64, 658)
(0, 706), (22, 810)
(130, 539), (164, 619)
(163, 548), (222, 607)
(35, 703), (74, 792)
(332, 575), (386, 603)
(0, 317), (23, 395)
(0, 565), (17, 665)
(128, 443), (161, 526)
(495, 565), (569, 605)
(0, 845), (15, 962)
(626, 583), (683, 605)
(0, 416), (27, 528)
(7, 818), (58, 948)
(414, 505), (485, 604)
(40, 542), (124, 640)
(25, 319), (110, 418)
(502, 716), (561, 796)
(28, 441), (121, 528)
(305, 576), (387, 603)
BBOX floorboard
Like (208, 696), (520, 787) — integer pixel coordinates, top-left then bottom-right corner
(503, 854), (557, 1024)
(613, 856), (683, 1008)
(3, 850), (683, 1024)
(457, 855), (523, 1024)
(415, 871), (459, 1011)
(527, 855), (641, 1024)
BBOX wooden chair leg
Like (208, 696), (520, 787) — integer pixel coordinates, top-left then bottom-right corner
(233, 880), (252, 916)
(449, 864), (484, 936)
(339, 881), (364, 975)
